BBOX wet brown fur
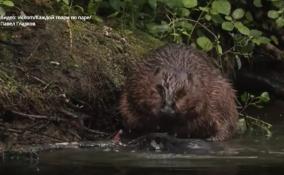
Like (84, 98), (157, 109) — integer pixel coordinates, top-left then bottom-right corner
(119, 44), (238, 141)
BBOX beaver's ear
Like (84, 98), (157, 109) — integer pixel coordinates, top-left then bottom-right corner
(156, 84), (165, 97)
(154, 67), (161, 75)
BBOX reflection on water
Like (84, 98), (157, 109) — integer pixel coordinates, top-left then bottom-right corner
(1, 100), (284, 175)
(1, 151), (284, 175)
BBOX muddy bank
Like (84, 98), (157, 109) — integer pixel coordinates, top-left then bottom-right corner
(0, 20), (163, 149)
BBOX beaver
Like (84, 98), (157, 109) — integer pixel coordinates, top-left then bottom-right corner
(119, 44), (238, 141)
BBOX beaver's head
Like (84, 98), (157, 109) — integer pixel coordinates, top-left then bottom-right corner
(151, 67), (199, 119)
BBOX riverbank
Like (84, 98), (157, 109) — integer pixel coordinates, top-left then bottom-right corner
(0, 19), (162, 150)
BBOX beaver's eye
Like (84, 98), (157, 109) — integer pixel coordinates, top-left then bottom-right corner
(175, 88), (186, 100)
(156, 84), (165, 97)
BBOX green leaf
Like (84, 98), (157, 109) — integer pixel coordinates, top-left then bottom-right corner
(225, 15), (232, 21)
(212, 0), (231, 15)
(109, 0), (122, 10)
(259, 92), (270, 103)
(176, 21), (193, 31)
(87, 0), (96, 14)
(182, 0), (197, 8)
(267, 10), (279, 19)
(148, 0), (157, 9)
(222, 21), (234, 31)
(270, 35), (279, 45)
(245, 11), (253, 21)
(146, 23), (170, 35)
(0, 6), (5, 16)
(253, 104), (264, 109)
(250, 29), (262, 37)
(252, 36), (271, 45)
(107, 11), (119, 18)
(217, 44), (223, 55)
(178, 8), (190, 17)
(181, 30), (190, 37)
(240, 92), (249, 103)
(232, 8), (245, 19)
(171, 33), (182, 43)
(236, 55), (242, 70)
(62, 0), (69, 5)
(253, 0), (262, 7)
(196, 36), (213, 52)
(162, 0), (183, 8)
(234, 22), (250, 36)
(199, 6), (209, 12)
(211, 14), (225, 24)
(93, 15), (103, 23)
(276, 17), (284, 28)
(2, 1), (14, 7)
(210, 7), (218, 15)
(205, 14), (211, 21)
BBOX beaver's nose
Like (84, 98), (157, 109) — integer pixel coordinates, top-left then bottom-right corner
(160, 105), (175, 117)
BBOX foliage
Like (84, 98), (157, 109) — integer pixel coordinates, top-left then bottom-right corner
(2, 0), (283, 69)
(5, 0), (281, 70)
(238, 114), (272, 138)
(74, 0), (283, 70)
(238, 91), (272, 137)
(0, 0), (14, 16)
(57, 0), (69, 5)
(240, 91), (270, 109)
(267, 0), (284, 28)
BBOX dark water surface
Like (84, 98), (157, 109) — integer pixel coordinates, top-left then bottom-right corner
(1, 100), (284, 175)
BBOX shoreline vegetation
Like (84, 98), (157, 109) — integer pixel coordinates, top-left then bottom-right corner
(0, 19), (163, 152)
(0, 0), (282, 154)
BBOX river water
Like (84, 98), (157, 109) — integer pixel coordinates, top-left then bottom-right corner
(1, 100), (284, 175)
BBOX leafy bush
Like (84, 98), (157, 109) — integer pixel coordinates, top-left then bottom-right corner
(240, 91), (270, 109)
(2, 0), (283, 69)
(267, 0), (284, 28)
(81, 0), (284, 70)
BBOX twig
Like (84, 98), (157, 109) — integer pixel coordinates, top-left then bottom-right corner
(0, 125), (23, 134)
(42, 82), (54, 91)
(183, 18), (218, 41)
(30, 76), (47, 85)
(31, 132), (66, 142)
(10, 111), (49, 120)
(9, 110), (66, 123)
(59, 108), (79, 119)
(26, 40), (41, 61)
(239, 113), (272, 137)
(0, 40), (23, 47)
(58, 108), (90, 128)
(240, 113), (272, 129)
(66, 19), (73, 56)
(83, 127), (110, 136)
(188, 0), (214, 40)
(67, 129), (81, 140)
(167, 17), (218, 43)
(23, 121), (51, 132)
